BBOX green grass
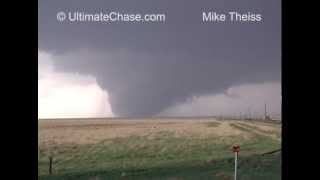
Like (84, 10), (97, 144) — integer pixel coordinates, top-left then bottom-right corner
(39, 130), (280, 180)
(229, 123), (253, 133)
(206, 122), (221, 127)
(40, 153), (281, 180)
(233, 123), (281, 139)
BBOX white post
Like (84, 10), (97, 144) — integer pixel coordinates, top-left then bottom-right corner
(234, 152), (238, 180)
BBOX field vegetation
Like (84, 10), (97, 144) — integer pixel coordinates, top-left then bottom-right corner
(38, 118), (281, 180)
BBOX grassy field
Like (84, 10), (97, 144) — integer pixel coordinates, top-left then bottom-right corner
(38, 118), (281, 180)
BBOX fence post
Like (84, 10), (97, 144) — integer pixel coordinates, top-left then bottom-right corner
(49, 156), (53, 175)
(234, 151), (238, 180)
(232, 146), (240, 180)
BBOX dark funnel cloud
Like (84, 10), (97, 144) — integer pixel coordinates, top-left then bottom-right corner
(39, 0), (281, 117)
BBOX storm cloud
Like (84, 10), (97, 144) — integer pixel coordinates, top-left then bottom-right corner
(38, 0), (281, 117)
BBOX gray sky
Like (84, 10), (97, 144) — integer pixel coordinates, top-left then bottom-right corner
(38, 0), (281, 118)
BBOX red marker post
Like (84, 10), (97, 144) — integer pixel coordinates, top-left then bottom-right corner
(232, 146), (240, 180)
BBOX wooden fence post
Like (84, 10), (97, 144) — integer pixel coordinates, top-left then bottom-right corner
(49, 156), (53, 175)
